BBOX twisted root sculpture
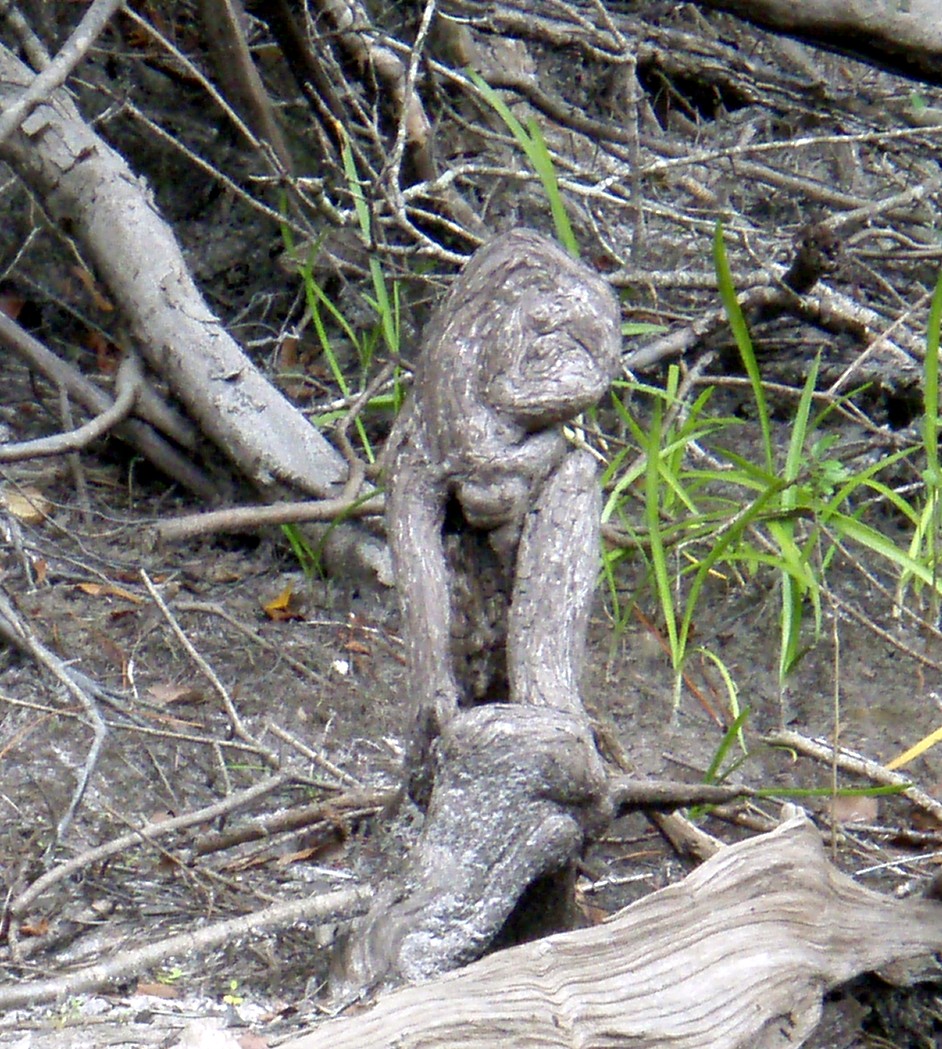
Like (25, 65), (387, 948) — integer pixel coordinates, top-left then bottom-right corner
(336, 229), (622, 994)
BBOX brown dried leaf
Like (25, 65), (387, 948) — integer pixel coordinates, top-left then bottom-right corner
(19, 917), (50, 938)
(0, 289), (24, 320)
(831, 795), (879, 825)
(71, 264), (114, 312)
(86, 330), (120, 374)
(147, 683), (205, 707)
(134, 981), (181, 999)
(90, 630), (128, 676)
(237, 1032), (271, 1048)
(75, 582), (144, 604)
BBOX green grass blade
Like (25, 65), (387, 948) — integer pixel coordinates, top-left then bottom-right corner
(467, 70), (578, 256)
(831, 511), (941, 590)
(645, 394), (680, 668)
(921, 270), (942, 616)
(924, 269), (942, 477)
(783, 353), (820, 502)
(339, 133), (372, 242)
(713, 222), (773, 472)
(525, 118), (579, 257)
(703, 706), (751, 784)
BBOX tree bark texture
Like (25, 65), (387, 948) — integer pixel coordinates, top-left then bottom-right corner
(286, 813), (942, 1049)
(336, 230), (622, 993)
(0, 44), (348, 500)
(694, 0), (942, 85)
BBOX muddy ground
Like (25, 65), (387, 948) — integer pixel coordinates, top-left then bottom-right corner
(2, 2), (942, 1046)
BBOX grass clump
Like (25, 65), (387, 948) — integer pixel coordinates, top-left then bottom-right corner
(604, 223), (942, 753)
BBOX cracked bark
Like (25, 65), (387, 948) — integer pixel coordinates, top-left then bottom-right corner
(335, 229), (622, 994)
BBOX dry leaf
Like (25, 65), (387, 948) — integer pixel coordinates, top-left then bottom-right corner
(86, 330), (121, 374)
(71, 264), (114, 312)
(90, 630), (128, 676)
(0, 288), (24, 320)
(147, 683), (205, 707)
(831, 795), (879, 824)
(75, 582), (144, 604)
(278, 334), (300, 370)
(1, 486), (52, 524)
(19, 917), (50, 937)
(275, 836), (345, 868)
(263, 585), (304, 621)
(134, 981), (181, 999)
(236, 1033), (270, 1049)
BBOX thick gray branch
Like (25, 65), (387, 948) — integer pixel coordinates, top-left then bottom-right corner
(694, 0), (942, 85)
(0, 44), (348, 499)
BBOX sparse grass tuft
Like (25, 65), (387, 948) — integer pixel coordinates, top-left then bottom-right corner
(605, 222), (942, 780)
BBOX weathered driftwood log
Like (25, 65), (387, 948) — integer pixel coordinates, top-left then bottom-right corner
(286, 813), (942, 1049)
(336, 230), (622, 993)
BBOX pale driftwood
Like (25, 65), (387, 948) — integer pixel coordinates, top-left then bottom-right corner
(0, 44), (347, 502)
(285, 814), (942, 1049)
(336, 231), (622, 993)
(695, 0), (942, 84)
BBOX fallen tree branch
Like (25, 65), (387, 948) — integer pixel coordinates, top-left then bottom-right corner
(5, 772), (294, 941)
(0, 310), (216, 499)
(282, 813), (942, 1049)
(0, 42), (350, 501)
(693, 0), (942, 86)
(765, 729), (942, 824)
(153, 491), (385, 542)
(0, 0), (122, 147)
(625, 274), (922, 384)
(0, 885), (369, 1012)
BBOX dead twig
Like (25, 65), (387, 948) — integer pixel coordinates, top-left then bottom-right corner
(0, 585), (109, 849)
(0, 884), (369, 1012)
(764, 729), (942, 825)
(139, 570), (280, 768)
(155, 364), (391, 541)
(0, 352), (143, 462)
(0, 311), (215, 498)
(0, 0), (123, 147)
(608, 775), (755, 814)
(266, 722), (365, 790)
(153, 490), (385, 543)
(190, 787), (392, 859)
(624, 276), (922, 376)
(174, 600), (330, 687)
(5, 771), (294, 946)
(196, 0), (294, 172)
